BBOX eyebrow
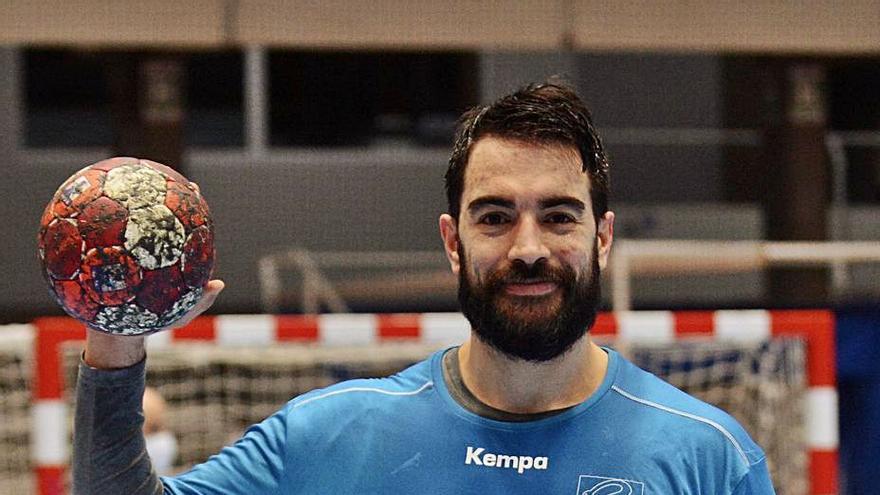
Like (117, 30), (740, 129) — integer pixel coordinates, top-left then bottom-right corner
(467, 196), (516, 213)
(539, 196), (586, 212)
(466, 195), (586, 213)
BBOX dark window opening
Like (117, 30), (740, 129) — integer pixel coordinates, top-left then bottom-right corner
(24, 48), (244, 148)
(268, 50), (478, 148)
(828, 58), (880, 203)
(25, 49), (113, 147)
(186, 51), (244, 147)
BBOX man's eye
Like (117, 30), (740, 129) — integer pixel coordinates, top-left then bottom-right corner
(478, 213), (508, 226)
(546, 213), (575, 224)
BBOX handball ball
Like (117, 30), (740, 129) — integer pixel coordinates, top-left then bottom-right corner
(37, 157), (215, 335)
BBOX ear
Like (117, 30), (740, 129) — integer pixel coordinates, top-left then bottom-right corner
(439, 213), (461, 275)
(596, 211), (614, 271)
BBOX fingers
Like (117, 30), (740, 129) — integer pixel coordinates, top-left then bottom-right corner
(167, 279), (224, 330)
(189, 278), (224, 317)
(199, 279), (225, 309)
(206, 279), (225, 293)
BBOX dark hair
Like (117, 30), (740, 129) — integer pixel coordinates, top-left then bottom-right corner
(445, 82), (610, 223)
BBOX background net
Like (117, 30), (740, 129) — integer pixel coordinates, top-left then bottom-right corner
(0, 336), (807, 494)
(617, 338), (808, 495)
(0, 334), (33, 494)
(61, 343), (440, 470)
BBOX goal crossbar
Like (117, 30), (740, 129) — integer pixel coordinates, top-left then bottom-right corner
(611, 240), (880, 311)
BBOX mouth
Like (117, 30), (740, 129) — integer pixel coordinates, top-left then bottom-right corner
(504, 280), (558, 297)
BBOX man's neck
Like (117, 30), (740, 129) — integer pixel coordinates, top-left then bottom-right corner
(457, 334), (608, 415)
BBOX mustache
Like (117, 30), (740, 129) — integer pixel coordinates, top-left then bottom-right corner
(487, 259), (567, 286)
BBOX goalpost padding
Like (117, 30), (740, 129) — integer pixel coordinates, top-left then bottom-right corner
(31, 310), (837, 495)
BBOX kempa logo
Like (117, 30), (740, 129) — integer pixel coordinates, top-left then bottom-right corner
(576, 475), (645, 495)
(464, 446), (549, 474)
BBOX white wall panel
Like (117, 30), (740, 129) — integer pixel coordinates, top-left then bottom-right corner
(573, 1), (880, 53)
(1, 0), (226, 46)
(234, 0), (566, 49)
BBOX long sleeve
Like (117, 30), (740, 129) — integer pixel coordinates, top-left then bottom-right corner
(73, 356), (164, 495)
(161, 404), (289, 494)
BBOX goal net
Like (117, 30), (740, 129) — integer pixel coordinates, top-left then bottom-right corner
(9, 310), (836, 495)
(0, 326), (32, 495)
(63, 343), (440, 468)
(622, 339), (808, 494)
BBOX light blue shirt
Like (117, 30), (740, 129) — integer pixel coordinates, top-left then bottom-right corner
(163, 348), (774, 494)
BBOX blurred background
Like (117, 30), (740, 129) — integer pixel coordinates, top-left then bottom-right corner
(1, 1), (879, 318)
(1, 1), (879, 494)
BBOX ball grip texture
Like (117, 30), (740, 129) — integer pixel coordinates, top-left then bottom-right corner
(37, 157), (215, 335)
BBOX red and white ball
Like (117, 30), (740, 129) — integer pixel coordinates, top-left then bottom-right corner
(37, 157), (215, 335)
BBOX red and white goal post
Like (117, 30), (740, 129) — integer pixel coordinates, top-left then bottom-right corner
(31, 310), (837, 495)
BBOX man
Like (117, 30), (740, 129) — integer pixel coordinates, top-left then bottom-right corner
(74, 82), (775, 494)
(143, 386), (179, 476)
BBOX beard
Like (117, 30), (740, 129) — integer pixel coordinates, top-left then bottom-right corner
(457, 240), (602, 363)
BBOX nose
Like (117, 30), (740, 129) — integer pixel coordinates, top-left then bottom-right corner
(507, 216), (550, 267)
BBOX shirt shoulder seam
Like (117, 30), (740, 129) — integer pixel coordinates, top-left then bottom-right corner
(611, 384), (752, 467)
(292, 380), (434, 410)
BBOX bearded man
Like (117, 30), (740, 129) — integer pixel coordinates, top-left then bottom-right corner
(74, 82), (775, 494)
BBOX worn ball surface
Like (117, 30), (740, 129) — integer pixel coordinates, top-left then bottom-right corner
(37, 157), (215, 335)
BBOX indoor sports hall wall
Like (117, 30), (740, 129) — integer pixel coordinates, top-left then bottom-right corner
(5, 45), (880, 319)
(0, 48), (755, 318)
(1, 2), (878, 317)
(3, 1), (879, 52)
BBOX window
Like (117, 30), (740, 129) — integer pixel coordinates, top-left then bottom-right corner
(828, 58), (880, 203)
(268, 50), (478, 147)
(186, 51), (244, 147)
(25, 49), (113, 147)
(23, 48), (244, 148)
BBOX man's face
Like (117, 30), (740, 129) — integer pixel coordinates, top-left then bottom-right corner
(440, 136), (614, 362)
